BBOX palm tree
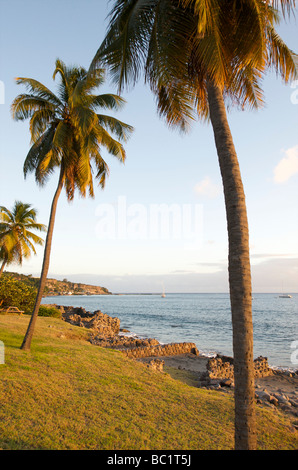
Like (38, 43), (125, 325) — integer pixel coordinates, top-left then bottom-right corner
(91, 0), (297, 450)
(0, 201), (46, 277)
(11, 59), (133, 352)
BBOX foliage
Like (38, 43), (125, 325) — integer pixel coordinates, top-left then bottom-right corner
(38, 305), (61, 318)
(92, 0), (297, 129)
(0, 277), (61, 317)
(0, 201), (46, 269)
(11, 60), (134, 200)
(0, 275), (37, 313)
(2, 272), (50, 294)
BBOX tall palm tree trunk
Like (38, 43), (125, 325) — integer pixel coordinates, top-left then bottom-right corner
(206, 80), (256, 450)
(0, 259), (6, 278)
(21, 167), (64, 351)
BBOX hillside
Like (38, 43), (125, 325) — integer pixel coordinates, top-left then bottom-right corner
(3, 271), (112, 296)
(0, 314), (297, 450)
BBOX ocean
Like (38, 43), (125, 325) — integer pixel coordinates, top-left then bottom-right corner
(42, 293), (298, 370)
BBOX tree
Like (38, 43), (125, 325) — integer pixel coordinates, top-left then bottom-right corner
(91, 0), (297, 449)
(11, 59), (133, 351)
(0, 201), (46, 277)
(0, 275), (38, 313)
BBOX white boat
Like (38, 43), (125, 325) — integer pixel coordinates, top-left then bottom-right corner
(279, 282), (292, 298)
(161, 283), (166, 298)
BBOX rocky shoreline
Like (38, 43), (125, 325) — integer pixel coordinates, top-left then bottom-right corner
(47, 304), (298, 423)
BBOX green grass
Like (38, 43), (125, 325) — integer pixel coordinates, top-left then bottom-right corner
(0, 315), (297, 450)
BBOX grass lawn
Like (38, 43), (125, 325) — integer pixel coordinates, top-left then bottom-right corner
(0, 314), (297, 450)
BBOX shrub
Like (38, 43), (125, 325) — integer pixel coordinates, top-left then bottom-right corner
(0, 275), (37, 313)
(38, 306), (61, 318)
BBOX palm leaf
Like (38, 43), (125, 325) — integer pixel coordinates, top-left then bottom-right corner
(266, 25), (298, 82)
(23, 124), (59, 180)
(29, 108), (57, 143)
(88, 93), (127, 111)
(97, 114), (134, 141)
(15, 78), (63, 108)
(92, 0), (155, 90)
(11, 95), (57, 121)
(98, 126), (127, 162)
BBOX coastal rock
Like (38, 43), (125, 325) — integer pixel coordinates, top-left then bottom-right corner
(255, 390), (272, 402)
(147, 359), (165, 372)
(47, 304), (120, 336)
(253, 388), (298, 416)
(220, 378), (234, 388)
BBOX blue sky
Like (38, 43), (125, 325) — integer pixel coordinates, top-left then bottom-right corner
(0, 0), (297, 293)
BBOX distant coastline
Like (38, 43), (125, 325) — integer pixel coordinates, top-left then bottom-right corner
(3, 271), (112, 297)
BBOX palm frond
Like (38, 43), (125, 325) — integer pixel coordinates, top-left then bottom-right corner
(0, 206), (13, 222)
(14, 78), (63, 107)
(24, 230), (45, 245)
(29, 108), (57, 143)
(72, 68), (106, 106)
(92, 151), (110, 188)
(155, 81), (196, 131)
(266, 25), (298, 82)
(24, 220), (47, 232)
(96, 114), (134, 141)
(98, 126), (127, 163)
(268, 0), (296, 18)
(23, 124), (59, 180)
(91, 0), (155, 91)
(72, 105), (98, 135)
(89, 93), (127, 111)
(11, 95), (57, 121)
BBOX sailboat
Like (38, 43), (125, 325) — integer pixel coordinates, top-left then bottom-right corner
(161, 284), (166, 298)
(279, 282), (292, 298)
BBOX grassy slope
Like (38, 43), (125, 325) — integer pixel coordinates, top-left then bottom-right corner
(0, 315), (297, 450)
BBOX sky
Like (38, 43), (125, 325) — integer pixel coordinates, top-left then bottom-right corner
(0, 0), (297, 293)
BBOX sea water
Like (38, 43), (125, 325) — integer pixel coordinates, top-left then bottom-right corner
(42, 293), (298, 370)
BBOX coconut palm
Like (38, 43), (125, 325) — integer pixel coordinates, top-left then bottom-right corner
(91, 0), (297, 449)
(0, 201), (46, 277)
(11, 59), (133, 351)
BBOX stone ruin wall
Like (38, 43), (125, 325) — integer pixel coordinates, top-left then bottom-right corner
(120, 342), (200, 359)
(206, 354), (274, 380)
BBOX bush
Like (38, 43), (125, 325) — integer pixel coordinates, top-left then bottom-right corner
(38, 306), (61, 318)
(0, 275), (37, 313)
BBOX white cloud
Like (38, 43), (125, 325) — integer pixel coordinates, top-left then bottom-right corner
(273, 145), (298, 184)
(194, 176), (221, 198)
